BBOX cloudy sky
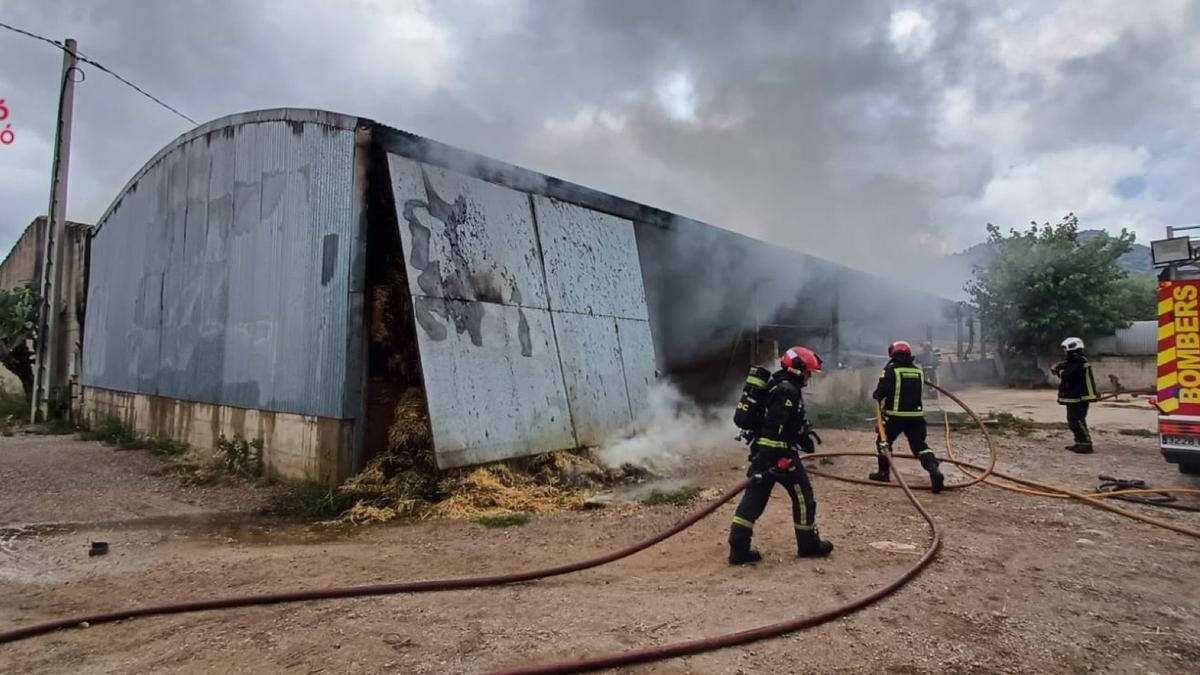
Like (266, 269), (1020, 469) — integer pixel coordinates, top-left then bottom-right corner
(1, 0), (1197, 295)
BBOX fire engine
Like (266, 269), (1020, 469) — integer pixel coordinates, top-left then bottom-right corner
(1151, 227), (1200, 474)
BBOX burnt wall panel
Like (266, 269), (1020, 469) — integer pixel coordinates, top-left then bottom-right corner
(386, 153), (572, 468)
(552, 313), (631, 446)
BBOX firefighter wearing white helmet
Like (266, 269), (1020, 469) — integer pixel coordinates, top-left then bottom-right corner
(1050, 337), (1098, 453)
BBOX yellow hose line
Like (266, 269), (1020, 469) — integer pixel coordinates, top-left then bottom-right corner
(803, 381), (1200, 540)
(931, 380), (1069, 498)
(929, 382), (1200, 502)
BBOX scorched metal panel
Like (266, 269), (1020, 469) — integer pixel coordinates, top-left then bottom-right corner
(386, 154), (549, 312)
(387, 153), (572, 467)
(415, 299), (575, 469)
(532, 196), (649, 320)
(616, 318), (658, 416)
(552, 313), (634, 446)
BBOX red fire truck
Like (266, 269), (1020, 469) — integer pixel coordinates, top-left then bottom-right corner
(1152, 227), (1200, 474)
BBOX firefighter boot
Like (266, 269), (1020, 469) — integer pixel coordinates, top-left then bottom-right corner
(728, 523), (762, 565)
(920, 453), (945, 494)
(796, 530), (834, 557)
(869, 444), (891, 482)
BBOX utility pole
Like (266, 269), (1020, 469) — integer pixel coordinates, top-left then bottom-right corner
(31, 38), (78, 422)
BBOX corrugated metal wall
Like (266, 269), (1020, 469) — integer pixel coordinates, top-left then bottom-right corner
(83, 112), (360, 418)
(1090, 320), (1157, 356)
(386, 154), (657, 468)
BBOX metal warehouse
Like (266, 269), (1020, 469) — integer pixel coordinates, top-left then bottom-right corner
(80, 108), (953, 485)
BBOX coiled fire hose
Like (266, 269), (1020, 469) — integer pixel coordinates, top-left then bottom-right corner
(2, 383), (1196, 674)
(1095, 476), (1200, 512)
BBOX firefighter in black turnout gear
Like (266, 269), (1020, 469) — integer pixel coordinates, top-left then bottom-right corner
(869, 341), (945, 493)
(1050, 336), (1098, 453)
(728, 346), (833, 565)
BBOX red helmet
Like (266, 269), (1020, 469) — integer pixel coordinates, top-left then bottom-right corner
(888, 341), (913, 357)
(781, 346), (823, 375)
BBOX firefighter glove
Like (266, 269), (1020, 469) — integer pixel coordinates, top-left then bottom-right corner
(796, 434), (816, 454)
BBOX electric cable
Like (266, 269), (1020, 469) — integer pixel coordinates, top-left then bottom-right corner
(0, 20), (197, 125)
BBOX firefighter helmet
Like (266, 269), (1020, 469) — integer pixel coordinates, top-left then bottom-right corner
(1061, 337), (1084, 352)
(781, 346), (823, 375)
(888, 341), (913, 357)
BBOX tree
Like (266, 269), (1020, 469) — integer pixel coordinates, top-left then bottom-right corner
(1111, 274), (1158, 323)
(965, 213), (1139, 357)
(0, 285), (40, 403)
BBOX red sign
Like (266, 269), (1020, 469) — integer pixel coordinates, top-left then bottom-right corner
(0, 98), (12, 145)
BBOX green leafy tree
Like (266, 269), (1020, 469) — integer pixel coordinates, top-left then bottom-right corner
(965, 213), (1140, 357)
(0, 285), (40, 403)
(1111, 274), (1158, 322)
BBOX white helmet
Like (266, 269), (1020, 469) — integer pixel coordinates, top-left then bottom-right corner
(1061, 337), (1084, 352)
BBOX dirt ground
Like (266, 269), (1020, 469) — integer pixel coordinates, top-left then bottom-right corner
(2, 387), (1198, 675)
(956, 387), (1157, 430)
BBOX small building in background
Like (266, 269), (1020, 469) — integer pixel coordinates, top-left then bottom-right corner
(0, 216), (91, 400)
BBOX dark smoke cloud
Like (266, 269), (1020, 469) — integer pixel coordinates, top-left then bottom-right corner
(1, 0), (1197, 300)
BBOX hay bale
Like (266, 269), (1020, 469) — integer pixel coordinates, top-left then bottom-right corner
(388, 387), (433, 451)
(370, 286), (393, 344)
(345, 503), (400, 525)
(335, 411), (640, 524)
(431, 466), (587, 519)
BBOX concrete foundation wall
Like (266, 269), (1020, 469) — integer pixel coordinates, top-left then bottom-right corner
(939, 358), (1002, 388)
(80, 386), (353, 486)
(1040, 355), (1154, 392)
(805, 366), (878, 405)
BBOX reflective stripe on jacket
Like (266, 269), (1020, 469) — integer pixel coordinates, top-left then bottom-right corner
(873, 359), (925, 417)
(1057, 356), (1098, 404)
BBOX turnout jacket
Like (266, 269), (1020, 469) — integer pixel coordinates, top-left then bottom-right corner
(751, 372), (810, 451)
(1053, 353), (1098, 404)
(873, 355), (925, 417)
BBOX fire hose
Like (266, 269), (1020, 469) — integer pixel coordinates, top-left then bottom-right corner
(2, 383), (1198, 674)
(808, 382), (1200, 537)
(1095, 475), (1200, 513)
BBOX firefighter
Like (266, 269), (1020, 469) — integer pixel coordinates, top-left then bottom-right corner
(918, 340), (941, 397)
(728, 346), (833, 565)
(869, 341), (945, 493)
(1050, 337), (1097, 453)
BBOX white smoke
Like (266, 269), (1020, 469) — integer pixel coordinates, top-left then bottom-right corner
(597, 380), (740, 472)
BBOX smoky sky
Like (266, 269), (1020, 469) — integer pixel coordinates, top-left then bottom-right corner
(1, 0), (1198, 297)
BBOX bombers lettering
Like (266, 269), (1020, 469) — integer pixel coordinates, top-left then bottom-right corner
(1175, 284), (1200, 403)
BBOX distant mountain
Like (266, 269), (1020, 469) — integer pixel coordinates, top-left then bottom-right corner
(946, 229), (1153, 277)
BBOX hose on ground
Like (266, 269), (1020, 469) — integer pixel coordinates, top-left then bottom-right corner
(806, 381), (998, 492)
(488, 401), (943, 674)
(1096, 476), (1200, 512)
(925, 382), (1200, 528)
(1, 398), (971, 673)
(3, 382), (1195, 674)
(0, 479), (751, 645)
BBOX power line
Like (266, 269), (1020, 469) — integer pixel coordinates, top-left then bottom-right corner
(0, 20), (198, 126)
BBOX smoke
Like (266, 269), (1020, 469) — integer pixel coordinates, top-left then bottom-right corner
(404, 136), (552, 197)
(597, 380), (739, 472)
